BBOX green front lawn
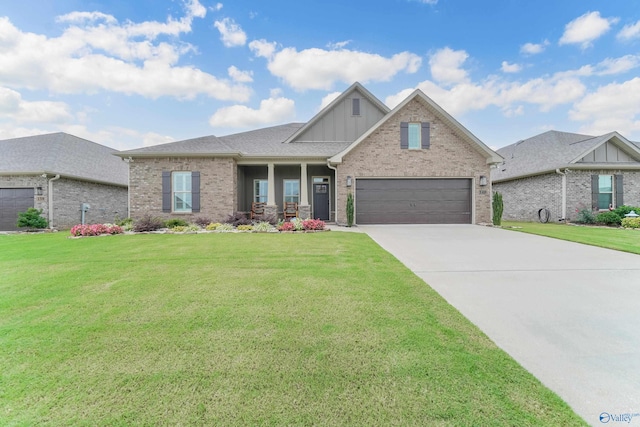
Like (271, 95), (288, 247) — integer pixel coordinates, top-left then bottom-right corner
(0, 232), (585, 426)
(503, 221), (640, 255)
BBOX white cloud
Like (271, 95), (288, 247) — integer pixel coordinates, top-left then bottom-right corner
(416, 0), (438, 4)
(520, 40), (549, 55)
(0, 87), (72, 123)
(501, 61), (522, 73)
(617, 20), (640, 41)
(318, 91), (342, 110)
(429, 47), (469, 85)
(0, 5), (250, 102)
(250, 40), (421, 91)
(228, 66), (253, 82)
(212, 3), (223, 12)
(214, 17), (247, 47)
(209, 95), (296, 128)
(327, 40), (351, 49)
(559, 11), (619, 49)
(569, 77), (640, 135)
(595, 55), (640, 75)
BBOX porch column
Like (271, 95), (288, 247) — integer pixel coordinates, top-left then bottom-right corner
(267, 162), (276, 206)
(299, 163), (310, 219)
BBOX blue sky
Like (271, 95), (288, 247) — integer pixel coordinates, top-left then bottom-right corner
(1, 0), (639, 150)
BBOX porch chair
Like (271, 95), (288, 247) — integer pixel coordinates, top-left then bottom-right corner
(251, 202), (266, 219)
(283, 202), (298, 220)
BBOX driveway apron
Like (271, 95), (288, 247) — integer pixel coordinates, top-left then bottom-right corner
(360, 224), (640, 426)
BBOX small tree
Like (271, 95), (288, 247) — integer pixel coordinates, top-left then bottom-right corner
(346, 192), (354, 227)
(492, 192), (504, 226)
(17, 208), (48, 229)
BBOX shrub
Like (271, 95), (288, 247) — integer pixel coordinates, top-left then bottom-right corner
(595, 211), (622, 226)
(303, 219), (326, 231)
(613, 205), (640, 218)
(277, 222), (295, 232)
(253, 221), (275, 232)
(256, 213), (278, 225)
(16, 208), (48, 229)
(133, 215), (164, 232)
(216, 223), (235, 232)
(170, 225), (188, 233)
(492, 192), (503, 226)
(237, 224), (254, 232)
(224, 212), (252, 227)
(192, 217), (212, 228)
(164, 218), (188, 228)
(205, 222), (221, 231)
(291, 218), (304, 231)
(115, 217), (134, 231)
(621, 217), (640, 229)
(346, 192), (354, 227)
(70, 223), (123, 237)
(574, 208), (596, 224)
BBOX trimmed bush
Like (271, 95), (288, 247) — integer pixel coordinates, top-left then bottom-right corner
(492, 192), (503, 226)
(164, 218), (188, 228)
(346, 192), (354, 227)
(17, 208), (48, 229)
(237, 224), (254, 232)
(574, 208), (596, 224)
(205, 222), (221, 231)
(595, 211), (622, 226)
(622, 217), (640, 229)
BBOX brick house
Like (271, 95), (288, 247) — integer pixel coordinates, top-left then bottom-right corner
(0, 133), (128, 231)
(491, 131), (640, 222)
(118, 83), (502, 225)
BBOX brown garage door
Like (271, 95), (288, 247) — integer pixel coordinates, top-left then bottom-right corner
(0, 188), (34, 231)
(355, 178), (471, 224)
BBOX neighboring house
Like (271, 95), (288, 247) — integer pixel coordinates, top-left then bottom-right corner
(0, 133), (128, 231)
(492, 130), (640, 222)
(118, 82), (502, 225)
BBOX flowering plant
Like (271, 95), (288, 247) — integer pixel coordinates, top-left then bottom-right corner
(302, 219), (326, 231)
(70, 223), (123, 237)
(277, 221), (295, 231)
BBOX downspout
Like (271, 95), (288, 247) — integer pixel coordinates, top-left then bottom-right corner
(123, 157), (133, 218)
(555, 169), (567, 221)
(48, 174), (61, 229)
(327, 160), (339, 224)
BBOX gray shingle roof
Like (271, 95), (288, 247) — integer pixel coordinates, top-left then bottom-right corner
(492, 131), (640, 182)
(0, 132), (128, 186)
(118, 123), (352, 158)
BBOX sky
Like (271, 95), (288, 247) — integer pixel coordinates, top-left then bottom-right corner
(1, 0), (639, 151)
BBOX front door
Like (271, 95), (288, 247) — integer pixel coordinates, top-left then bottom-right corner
(313, 183), (330, 220)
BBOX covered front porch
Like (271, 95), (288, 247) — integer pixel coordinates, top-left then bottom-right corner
(237, 161), (336, 221)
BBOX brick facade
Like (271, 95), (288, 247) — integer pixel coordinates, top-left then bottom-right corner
(129, 157), (236, 222)
(494, 170), (640, 222)
(335, 98), (493, 224)
(1, 175), (127, 229)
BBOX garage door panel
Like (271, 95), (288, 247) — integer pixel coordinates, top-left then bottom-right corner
(355, 178), (471, 224)
(0, 188), (35, 231)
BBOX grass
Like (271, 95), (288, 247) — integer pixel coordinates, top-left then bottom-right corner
(0, 232), (585, 426)
(503, 221), (640, 255)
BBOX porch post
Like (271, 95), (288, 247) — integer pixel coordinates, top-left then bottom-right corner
(299, 163), (310, 219)
(267, 162), (276, 206)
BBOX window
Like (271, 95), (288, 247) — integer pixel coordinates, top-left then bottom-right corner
(597, 175), (613, 210)
(400, 122), (430, 149)
(254, 179), (268, 203)
(592, 174), (623, 211)
(352, 98), (361, 116)
(283, 179), (300, 204)
(173, 172), (192, 212)
(408, 123), (421, 149)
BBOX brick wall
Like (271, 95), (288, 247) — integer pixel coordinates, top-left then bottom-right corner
(336, 98), (492, 224)
(129, 157), (236, 222)
(566, 170), (640, 219)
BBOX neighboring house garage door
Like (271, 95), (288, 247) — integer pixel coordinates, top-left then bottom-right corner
(355, 178), (472, 224)
(0, 188), (34, 231)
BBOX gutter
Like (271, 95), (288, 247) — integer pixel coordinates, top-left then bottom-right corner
(47, 174), (61, 229)
(326, 160), (339, 224)
(555, 169), (568, 221)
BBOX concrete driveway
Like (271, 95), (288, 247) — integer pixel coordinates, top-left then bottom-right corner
(360, 224), (640, 426)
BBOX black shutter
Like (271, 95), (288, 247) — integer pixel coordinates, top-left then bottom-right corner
(191, 171), (200, 213)
(162, 171), (171, 212)
(400, 122), (409, 149)
(615, 174), (623, 207)
(421, 122), (431, 149)
(590, 175), (598, 210)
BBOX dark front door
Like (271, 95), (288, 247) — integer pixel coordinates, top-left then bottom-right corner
(0, 188), (35, 231)
(313, 183), (330, 220)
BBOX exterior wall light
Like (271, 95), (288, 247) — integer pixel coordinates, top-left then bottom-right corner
(479, 175), (488, 186)
(346, 176), (353, 187)
(36, 187), (43, 196)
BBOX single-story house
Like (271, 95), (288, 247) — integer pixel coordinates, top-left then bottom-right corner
(491, 130), (640, 222)
(0, 132), (128, 231)
(118, 82), (503, 225)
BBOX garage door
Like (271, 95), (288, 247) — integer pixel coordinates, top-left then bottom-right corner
(355, 178), (471, 224)
(0, 188), (34, 231)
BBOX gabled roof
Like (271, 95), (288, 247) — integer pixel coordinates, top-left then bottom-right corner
(284, 82), (390, 144)
(0, 132), (128, 186)
(492, 130), (640, 182)
(329, 89), (503, 164)
(117, 123), (353, 159)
